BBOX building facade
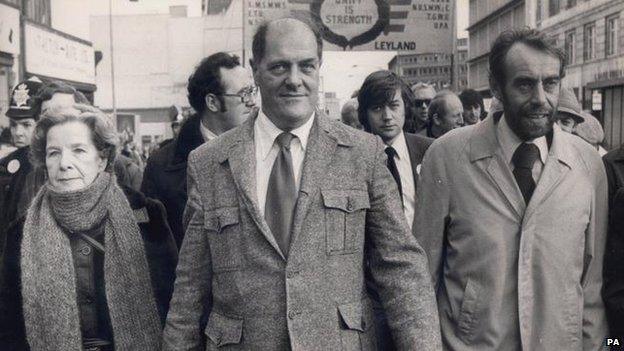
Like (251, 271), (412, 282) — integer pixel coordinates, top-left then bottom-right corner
(457, 37), (469, 91)
(0, 0), (96, 127)
(466, 0), (537, 95)
(388, 52), (454, 90)
(90, 1), (243, 147)
(537, 0), (623, 149)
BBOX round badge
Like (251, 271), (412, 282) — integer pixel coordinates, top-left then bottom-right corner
(7, 159), (20, 174)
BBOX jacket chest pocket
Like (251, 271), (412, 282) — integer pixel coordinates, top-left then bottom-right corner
(322, 189), (370, 255)
(204, 207), (242, 272)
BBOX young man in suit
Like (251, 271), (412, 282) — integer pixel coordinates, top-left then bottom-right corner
(357, 70), (434, 350)
(141, 52), (256, 247)
(415, 28), (607, 350)
(357, 70), (433, 232)
(162, 18), (441, 350)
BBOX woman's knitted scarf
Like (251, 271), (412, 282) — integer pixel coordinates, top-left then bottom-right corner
(21, 172), (161, 351)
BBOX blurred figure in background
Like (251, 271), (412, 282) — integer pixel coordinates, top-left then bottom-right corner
(141, 52), (256, 247)
(426, 91), (464, 138)
(0, 106), (177, 350)
(458, 89), (486, 125)
(0, 128), (16, 159)
(574, 112), (607, 156)
(0, 78), (43, 253)
(409, 82), (436, 134)
(556, 87), (585, 134)
(340, 98), (362, 129)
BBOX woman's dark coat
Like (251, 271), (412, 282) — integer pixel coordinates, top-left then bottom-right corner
(0, 185), (178, 350)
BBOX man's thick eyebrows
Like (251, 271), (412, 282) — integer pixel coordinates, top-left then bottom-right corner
(299, 57), (319, 65)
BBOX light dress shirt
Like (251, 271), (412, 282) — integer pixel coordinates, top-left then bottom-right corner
(496, 114), (548, 183)
(387, 133), (416, 229)
(254, 110), (315, 216)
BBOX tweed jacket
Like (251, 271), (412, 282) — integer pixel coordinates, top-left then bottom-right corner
(141, 113), (204, 247)
(414, 113), (608, 350)
(162, 111), (441, 350)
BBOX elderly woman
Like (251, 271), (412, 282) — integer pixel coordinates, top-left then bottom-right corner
(0, 106), (177, 351)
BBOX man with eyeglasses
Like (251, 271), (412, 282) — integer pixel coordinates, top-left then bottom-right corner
(409, 82), (436, 135)
(141, 52), (256, 247)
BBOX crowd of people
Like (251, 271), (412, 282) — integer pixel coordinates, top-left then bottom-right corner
(0, 16), (622, 351)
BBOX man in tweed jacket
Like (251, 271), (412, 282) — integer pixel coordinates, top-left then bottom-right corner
(162, 18), (441, 350)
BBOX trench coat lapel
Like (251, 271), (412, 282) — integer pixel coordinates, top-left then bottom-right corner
(524, 126), (572, 221)
(470, 115), (525, 219)
(224, 113), (286, 260)
(288, 113), (342, 258)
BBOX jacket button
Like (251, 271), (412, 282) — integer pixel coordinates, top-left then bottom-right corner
(287, 270), (298, 278)
(80, 246), (92, 255)
(346, 199), (354, 211)
(288, 310), (299, 319)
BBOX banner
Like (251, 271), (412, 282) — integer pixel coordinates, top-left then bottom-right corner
(244, 0), (455, 54)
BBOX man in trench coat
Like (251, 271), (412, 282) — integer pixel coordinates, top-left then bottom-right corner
(162, 18), (441, 350)
(414, 28), (608, 350)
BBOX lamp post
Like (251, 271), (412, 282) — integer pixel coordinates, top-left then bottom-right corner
(108, 0), (117, 121)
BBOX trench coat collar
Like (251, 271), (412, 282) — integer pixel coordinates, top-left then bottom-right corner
(468, 112), (574, 219)
(216, 108), (353, 260)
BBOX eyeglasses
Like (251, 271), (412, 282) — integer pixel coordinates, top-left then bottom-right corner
(219, 86), (258, 104)
(414, 99), (432, 107)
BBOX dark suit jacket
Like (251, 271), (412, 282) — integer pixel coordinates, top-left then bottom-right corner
(162, 111), (441, 350)
(141, 114), (204, 247)
(604, 187), (624, 338)
(404, 132), (433, 229)
(603, 146), (624, 206)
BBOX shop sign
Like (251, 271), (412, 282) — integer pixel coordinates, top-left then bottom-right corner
(0, 3), (20, 55)
(24, 23), (95, 84)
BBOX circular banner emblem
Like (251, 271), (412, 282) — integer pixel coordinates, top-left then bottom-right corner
(310, 0), (390, 50)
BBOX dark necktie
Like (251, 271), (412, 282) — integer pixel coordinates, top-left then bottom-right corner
(512, 142), (540, 204)
(265, 132), (297, 257)
(385, 146), (403, 204)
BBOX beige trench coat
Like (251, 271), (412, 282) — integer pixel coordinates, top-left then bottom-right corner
(414, 114), (608, 350)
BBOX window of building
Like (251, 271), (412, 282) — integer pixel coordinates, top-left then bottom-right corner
(3, 0), (20, 6)
(567, 0), (576, 9)
(606, 14), (619, 57)
(583, 22), (596, 61)
(24, 0), (51, 26)
(549, 0), (560, 17)
(565, 29), (576, 64)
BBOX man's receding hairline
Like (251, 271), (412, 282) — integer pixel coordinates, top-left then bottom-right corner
(501, 42), (563, 78)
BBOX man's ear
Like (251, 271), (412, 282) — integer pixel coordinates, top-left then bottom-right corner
(205, 94), (220, 113)
(432, 113), (441, 126)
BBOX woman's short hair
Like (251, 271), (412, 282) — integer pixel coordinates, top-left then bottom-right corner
(30, 106), (119, 172)
(357, 70), (415, 133)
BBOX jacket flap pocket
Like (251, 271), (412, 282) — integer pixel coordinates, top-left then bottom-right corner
(204, 311), (243, 347)
(322, 190), (370, 213)
(338, 301), (364, 332)
(204, 207), (240, 231)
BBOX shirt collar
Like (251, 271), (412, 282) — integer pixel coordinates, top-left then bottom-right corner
(199, 119), (218, 142)
(497, 114), (548, 165)
(388, 132), (409, 161)
(256, 109), (315, 160)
